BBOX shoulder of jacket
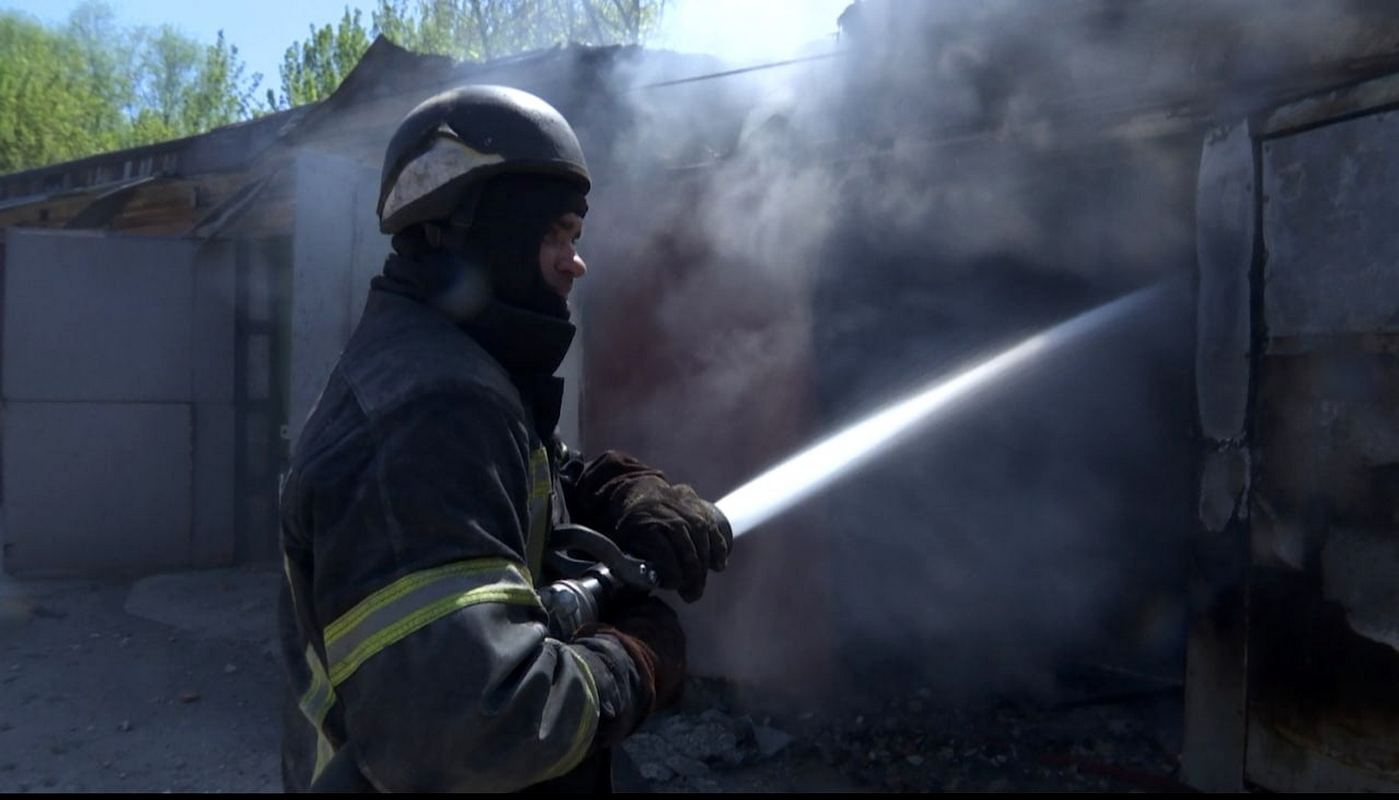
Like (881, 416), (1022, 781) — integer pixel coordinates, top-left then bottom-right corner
(339, 295), (523, 420)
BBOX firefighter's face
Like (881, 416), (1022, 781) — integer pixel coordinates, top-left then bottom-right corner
(538, 212), (587, 299)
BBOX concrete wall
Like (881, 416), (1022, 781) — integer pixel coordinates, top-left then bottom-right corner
(1, 229), (236, 575)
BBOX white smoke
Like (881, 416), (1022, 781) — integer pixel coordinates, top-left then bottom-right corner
(577, 0), (1392, 700)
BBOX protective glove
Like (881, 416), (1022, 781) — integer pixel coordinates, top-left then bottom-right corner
(583, 597), (687, 713)
(612, 483), (731, 603)
(568, 451), (733, 603)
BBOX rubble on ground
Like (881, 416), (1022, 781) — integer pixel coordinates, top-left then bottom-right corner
(622, 672), (1184, 793)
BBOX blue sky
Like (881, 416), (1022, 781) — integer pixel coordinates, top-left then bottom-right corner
(2, 0), (848, 99)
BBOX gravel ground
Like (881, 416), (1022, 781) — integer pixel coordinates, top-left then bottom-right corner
(0, 568), (282, 792)
(0, 566), (1186, 793)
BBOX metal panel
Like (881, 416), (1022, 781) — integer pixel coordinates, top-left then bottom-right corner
(1244, 90), (1399, 792)
(1195, 122), (1255, 443)
(1247, 351), (1399, 791)
(2, 402), (192, 575)
(1183, 121), (1256, 793)
(1, 228), (238, 576)
(2, 229), (195, 403)
(1262, 110), (1399, 337)
(1181, 500), (1251, 793)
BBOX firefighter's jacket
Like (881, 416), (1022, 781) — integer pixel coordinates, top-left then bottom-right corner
(278, 284), (651, 792)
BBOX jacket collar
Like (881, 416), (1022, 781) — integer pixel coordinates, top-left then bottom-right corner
(460, 301), (572, 439)
(458, 299), (576, 378)
(369, 257), (575, 438)
(372, 251), (576, 377)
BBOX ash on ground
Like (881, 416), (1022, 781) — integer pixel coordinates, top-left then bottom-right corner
(619, 671), (1185, 793)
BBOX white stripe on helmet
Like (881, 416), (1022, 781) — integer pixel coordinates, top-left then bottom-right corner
(381, 133), (505, 222)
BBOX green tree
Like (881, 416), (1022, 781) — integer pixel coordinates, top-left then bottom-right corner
(64, 0), (138, 140)
(0, 2), (266, 172)
(134, 25), (200, 137)
(372, 0), (667, 60)
(129, 25), (262, 141)
(278, 8), (373, 108)
(189, 31), (263, 130)
(0, 12), (113, 172)
(277, 1), (668, 109)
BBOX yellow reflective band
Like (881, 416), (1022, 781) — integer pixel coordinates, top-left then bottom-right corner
(324, 559), (532, 642)
(299, 645), (337, 725)
(329, 585), (539, 686)
(529, 446), (552, 501)
(526, 446), (551, 583)
(323, 559), (542, 687)
(312, 734), (336, 784)
(538, 647), (600, 783)
(298, 644), (339, 782)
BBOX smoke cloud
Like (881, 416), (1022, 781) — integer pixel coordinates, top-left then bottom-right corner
(566, 0), (1393, 703)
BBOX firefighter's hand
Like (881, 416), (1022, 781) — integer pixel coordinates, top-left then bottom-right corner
(602, 596), (686, 712)
(611, 483), (732, 603)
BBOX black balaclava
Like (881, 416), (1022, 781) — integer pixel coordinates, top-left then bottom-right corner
(467, 174), (588, 320)
(378, 174), (587, 321)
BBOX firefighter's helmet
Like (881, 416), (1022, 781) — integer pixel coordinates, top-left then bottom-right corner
(376, 85), (590, 235)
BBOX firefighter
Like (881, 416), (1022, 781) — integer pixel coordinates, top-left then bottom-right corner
(277, 85), (732, 792)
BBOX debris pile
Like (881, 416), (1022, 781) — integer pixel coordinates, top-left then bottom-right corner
(621, 707), (795, 790)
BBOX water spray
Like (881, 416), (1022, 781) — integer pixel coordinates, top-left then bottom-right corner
(714, 284), (1165, 537)
(540, 284), (1163, 636)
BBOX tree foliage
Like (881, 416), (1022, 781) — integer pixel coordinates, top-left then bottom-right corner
(64, 1), (137, 140)
(126, 25), (263, 142)
(0, 2), (263, 173)
(278, 8), (373, 109)
(274, 1), (667, 107)
(0, 12), (117, 172)
(374, 0), (666, 58)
